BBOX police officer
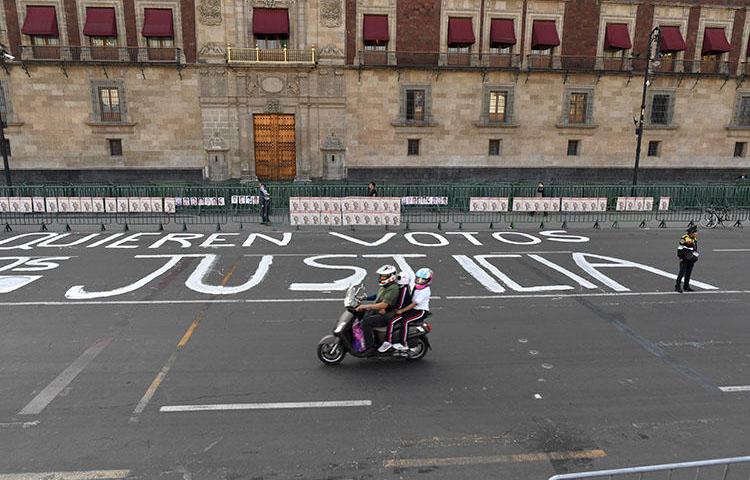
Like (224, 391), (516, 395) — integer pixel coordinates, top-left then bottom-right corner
(675, 225), (699, 293)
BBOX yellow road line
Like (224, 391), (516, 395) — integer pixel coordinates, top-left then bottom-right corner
(130, 257), (240, 421)
(384, 449), (606, 468)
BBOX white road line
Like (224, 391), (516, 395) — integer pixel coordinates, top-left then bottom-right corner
(0, 470), (130, 480)
(713, 249), (750, 252)
(160, 400), (372, 412)
(18, 336), (113, 416)
(0, 290), (748, 307)
(719, 386), (750, 392)
(490, 250), (574, 254)
(446, 290), (749, 301)
(0, 420), (40, 428)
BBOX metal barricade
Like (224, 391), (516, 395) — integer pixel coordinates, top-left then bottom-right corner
(548, 455), (750, 480)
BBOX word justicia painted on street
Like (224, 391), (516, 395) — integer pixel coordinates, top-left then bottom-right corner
(0, 231), (719, 297)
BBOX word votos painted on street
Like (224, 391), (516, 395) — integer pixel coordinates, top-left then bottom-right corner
(0, 230), (589, 250)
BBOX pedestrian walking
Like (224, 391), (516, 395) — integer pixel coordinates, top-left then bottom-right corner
(535, 181), (545, 198)
(675, 225), (699, 293)
(367, 181), (378, 197)
(259, 182), (271, 224)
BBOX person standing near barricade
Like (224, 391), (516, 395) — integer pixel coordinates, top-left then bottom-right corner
(675, 225), (699, 293)
(259, 182), (271, 224)
(367, 181), (379, 197)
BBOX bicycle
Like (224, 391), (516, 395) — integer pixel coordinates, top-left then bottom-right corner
(699, 206), (730, 228)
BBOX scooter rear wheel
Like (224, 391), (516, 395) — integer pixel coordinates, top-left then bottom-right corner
(406, 337), (428, 360)
(318, 342), (346, 365)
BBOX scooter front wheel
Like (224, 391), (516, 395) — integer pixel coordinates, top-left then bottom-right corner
(318, 341), (346, 365)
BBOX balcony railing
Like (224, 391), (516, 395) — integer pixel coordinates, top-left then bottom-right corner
(358, 50), (521, 69)
(226, 47), (316, 65)
(20, 46), (183, 64)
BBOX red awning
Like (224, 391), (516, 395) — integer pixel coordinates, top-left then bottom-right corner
(363, 15), (389, 43)
(490, 19), (516, 47)
(702, 27), (730, 54)
(604, 23), (631, 50)
(531, 20), (560, 49)
(252, 8), (289, 36)
(83, 7), (117, 37)
(448, 17), (475, 45)
(142, 8), (173, 37)
(21, 6), (58, 36)
(659, 25), (686, 53)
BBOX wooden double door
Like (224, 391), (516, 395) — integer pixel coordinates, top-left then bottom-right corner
(253, 114), (297, 181)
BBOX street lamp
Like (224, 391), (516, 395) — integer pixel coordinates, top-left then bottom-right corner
(632, 27), (661, 189)
(0, 43), (12, 188)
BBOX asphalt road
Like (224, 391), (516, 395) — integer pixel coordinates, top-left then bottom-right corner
(0, 227), (749, 480)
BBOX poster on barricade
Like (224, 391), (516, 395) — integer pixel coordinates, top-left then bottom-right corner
(512, 197), (561, 212)
(45, 197), (59, 213)
(164, 198), (176, 213)
(151, 197), (164, 213)
(116, 198), (128, 213)
(0, 197), (8, 212)
(659, 197), (670, 211)
(128, 197), (141, 213)
(616, 197), (653, 211)
(79, 197), (94, 213)
(33, 197), (46, 213)
(560, 197), (607, 212)
(92, 197), (105, 213)
(105, 197), (117, 213)
(58, 197), (71, 213)
(469, 197), (509, 212)
(10, 197), (33, 213)
(69, 197), (82, 213)
(400, 196), (449, 206)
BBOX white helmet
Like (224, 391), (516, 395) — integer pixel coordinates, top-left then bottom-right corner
(376, 264), (397, 286)
(395, 271), (411, 286)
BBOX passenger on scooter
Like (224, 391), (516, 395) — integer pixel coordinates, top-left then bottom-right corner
(378, 272), (413, 352)
(381, 267), (432, 352)
(356, 264), (401, 355)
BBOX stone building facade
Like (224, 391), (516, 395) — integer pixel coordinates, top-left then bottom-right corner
(0, 0), (749, 182)
(0, 0), (204, 181)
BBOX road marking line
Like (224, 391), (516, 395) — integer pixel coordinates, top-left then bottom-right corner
(384, 449), (607, 468)
(0, 470), (130, 480)
(490, 250), (574, 254)
(160, 400), (372, 412)
(130, 258), (240, 422)
(0, 420), (40, 428)
(19, 336), (113, 416)
(719, 386), (750, 392)
(0, 291), (748, 308)
(713, 249), (750, 252)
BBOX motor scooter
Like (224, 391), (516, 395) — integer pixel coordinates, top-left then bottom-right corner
(317, 284), (432, 365)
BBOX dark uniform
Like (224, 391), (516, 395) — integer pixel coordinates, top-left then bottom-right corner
(675, 229), (698, 292)
(361, 283), (400, 350)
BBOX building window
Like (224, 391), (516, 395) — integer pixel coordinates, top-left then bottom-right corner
(649, 93), (674, 126)
(568, 93), (588, 124)
(407, 139), (420, 155)
(31, 36), (59, 46)
(734, 142), (747, 158)
(147, 37), (174, 48)
(489, 91), (507, 123)
(406, 89), (425, 122)
(255, 35), (287, 49)
(567, 139), (580, 156)
(647, 141), (661, 157)
(91, 36), (117, 47)
(98, 87), (121, 122)
(108, 138), (123, 156)
(489, 139), (501, 156)
(734, 95), (750, 126)
(364, 42), (386, 51)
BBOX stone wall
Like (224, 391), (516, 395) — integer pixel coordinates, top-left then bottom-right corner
(345, 68), (750, 170)
(3, 65), (203, 174)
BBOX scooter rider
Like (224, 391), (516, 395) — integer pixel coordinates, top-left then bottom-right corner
(385, 267), (432, 352)
(356, 265), (401, 355)
(378, 271), (413, 352)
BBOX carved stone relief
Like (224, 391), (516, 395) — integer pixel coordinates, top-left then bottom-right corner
(287, 74), (300, 96)
(261, 75), (285, 94)
(318, 44), (344, 58)
(200, 69), (228, 97)
(198, 42), (226, 58)
(266, 98), (281, 113)
(320, 0), (342, 28)
(317, 69), (343, 97)
(246, 74), (258, 97)
(198, 0), (222, 25)
(206, 131), (229, 151)
(321, 130), (344, 151)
